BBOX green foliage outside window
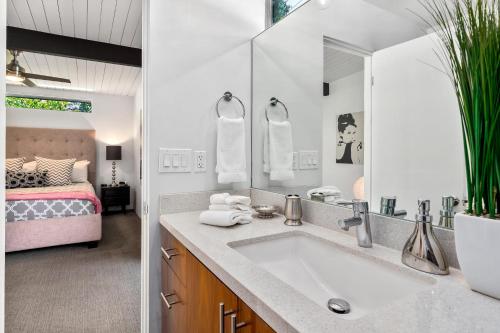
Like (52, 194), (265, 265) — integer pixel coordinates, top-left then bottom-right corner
(272, 0), (291, 23)
(6, 96), (92, 113)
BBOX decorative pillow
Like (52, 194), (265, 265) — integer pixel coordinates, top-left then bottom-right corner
(35, 157), (76, 186)
(72, 160), (90, 183)
(6, 157), (25, 171)
(5, 170), (48, 189)
(22, 161), (37, 172)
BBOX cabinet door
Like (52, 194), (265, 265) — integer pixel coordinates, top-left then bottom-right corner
(187, 252), (238, 333)
(161, 258), (187, 333)
(233, 299), (276, 333)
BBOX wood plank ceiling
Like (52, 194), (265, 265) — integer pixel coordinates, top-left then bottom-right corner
(7, 0), (142, 96)
(324, 47), (364, 83)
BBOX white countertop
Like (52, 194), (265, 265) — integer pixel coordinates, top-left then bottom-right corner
(160, 211), (500, 333)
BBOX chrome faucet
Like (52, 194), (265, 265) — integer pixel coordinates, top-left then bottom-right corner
(337, 200), (372, 248)
(380, 196), (407, 218)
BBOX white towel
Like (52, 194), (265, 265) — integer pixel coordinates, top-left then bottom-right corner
(210, 193), (230, 204)
(225, 195), (251, 206)
(263, 124), (271, 173)
(307, 186), (343, 200)
(199, 210), (252, 227)
(264, 120), (294, 181)
(209, 204), (251, 212)
(216, 117), (247, 184)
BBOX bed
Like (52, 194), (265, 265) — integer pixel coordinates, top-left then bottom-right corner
(5, 127), (102, 252)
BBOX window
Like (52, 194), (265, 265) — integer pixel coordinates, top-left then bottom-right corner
(272, 0), (307, 24)
(6, 96), (92, 113)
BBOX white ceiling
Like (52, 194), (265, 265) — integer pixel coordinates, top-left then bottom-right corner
(7, 0), (142, 47)
(324, 46), (364, 82)
(6, 0), (142, 96)
(362, 0), (431, 30)
(9, 51), (141, 96)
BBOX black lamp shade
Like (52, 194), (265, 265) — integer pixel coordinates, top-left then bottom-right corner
(106, 145), (122, 161)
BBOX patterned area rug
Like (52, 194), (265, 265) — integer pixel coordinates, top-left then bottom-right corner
(5, 213), (141, 333)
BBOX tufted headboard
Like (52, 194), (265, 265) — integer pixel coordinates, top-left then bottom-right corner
(6, 127), (97, 187)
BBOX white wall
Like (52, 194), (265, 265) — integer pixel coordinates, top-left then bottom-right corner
(371, 33), (465, 219)
(133, 79), (143, 217)
(252, 4), (324, 190)
(323, 71), (364, 199)
(145, 0), (265, 331)
(6, 85), (138, 211)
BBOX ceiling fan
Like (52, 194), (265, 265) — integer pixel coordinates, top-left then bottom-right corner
(6, 50), (71, 87)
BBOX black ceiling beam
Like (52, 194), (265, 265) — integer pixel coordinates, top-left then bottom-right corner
(7, 26), (141, 67)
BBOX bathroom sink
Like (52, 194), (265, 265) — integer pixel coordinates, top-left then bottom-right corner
(229, 232), (435, 319)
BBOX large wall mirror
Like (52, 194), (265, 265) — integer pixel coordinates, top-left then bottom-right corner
(251, 0), (466, 230)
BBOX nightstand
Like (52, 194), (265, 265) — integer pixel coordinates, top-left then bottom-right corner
(100, 184), (130, 215)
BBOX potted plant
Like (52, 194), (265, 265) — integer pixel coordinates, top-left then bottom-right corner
(422, 0), (499, 298)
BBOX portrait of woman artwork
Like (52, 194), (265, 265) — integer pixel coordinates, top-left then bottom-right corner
(336, 112), (364, 165)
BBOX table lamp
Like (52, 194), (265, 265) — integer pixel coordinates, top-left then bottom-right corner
(106, 145), (122, 186)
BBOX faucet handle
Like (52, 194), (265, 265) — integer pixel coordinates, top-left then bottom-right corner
(338, 200), (369, 216)
(338, 216), (362, 231)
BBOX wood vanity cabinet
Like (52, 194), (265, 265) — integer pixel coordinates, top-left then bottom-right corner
(161, 227), (276, 333)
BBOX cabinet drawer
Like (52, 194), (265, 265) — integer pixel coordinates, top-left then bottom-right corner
(102, 187), (130, 196)
(103, 193), (129, 200)
(102, 197), (128, 206)
(236, 299), (276, 333)
(161, 228), (187, 282)
(161, 259), (187, 333)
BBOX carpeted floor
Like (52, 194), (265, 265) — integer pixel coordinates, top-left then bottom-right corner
(5, 213), (141, 333)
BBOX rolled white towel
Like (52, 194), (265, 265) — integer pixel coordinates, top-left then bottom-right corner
(324, 196), (343, 204)
(210, 193), (230, 205)
(199, 210), (252, 227)
(235, 214), (252, 224)
(225, 195), (251, 206)
(209, 204), (251, 212)
(209, 204), (232, 211)
(307, 186), (342, 199)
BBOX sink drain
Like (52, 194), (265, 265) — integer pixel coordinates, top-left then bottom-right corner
(327, 298), (351, 314)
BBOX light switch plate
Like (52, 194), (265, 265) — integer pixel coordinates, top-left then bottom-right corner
(193, 151), (207, 172)
(159, 148), (192, 173)
(299, 150), (319, 170)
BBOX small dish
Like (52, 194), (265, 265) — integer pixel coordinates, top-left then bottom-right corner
(253, 205), (278, 219)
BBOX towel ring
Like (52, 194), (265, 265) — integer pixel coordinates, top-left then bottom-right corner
(265, 97), (289, 121)
(216, 91), (245, 119)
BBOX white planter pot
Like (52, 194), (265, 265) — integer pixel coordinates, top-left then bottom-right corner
(455, 213), (500, 299)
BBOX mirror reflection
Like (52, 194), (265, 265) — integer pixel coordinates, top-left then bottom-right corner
(252, 0), (467, 229)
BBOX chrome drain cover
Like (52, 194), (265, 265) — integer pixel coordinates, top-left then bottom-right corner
(327, 298), (351, 314)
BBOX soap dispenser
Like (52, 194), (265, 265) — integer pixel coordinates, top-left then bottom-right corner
(402, 200), (449, 275)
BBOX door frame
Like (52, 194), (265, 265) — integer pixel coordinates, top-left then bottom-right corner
(140, 0), (150, 332)
(0, 0), (6, 328)
(323, 36), (373, 204)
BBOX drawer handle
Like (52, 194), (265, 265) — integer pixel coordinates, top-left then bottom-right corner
(219, 303), (236, 333)
(160, 292), (179, 309)
(161, 247), (179, 260)
(231, 314), (247, 333)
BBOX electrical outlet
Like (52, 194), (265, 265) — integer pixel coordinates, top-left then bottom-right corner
(193, 151), (207, 172)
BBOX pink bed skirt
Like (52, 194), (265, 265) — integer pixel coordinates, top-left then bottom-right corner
(6, 214), (102, 253)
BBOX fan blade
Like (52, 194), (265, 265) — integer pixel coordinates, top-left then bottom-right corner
(23, 78), (37, 87)
(24, 72), (71, 83)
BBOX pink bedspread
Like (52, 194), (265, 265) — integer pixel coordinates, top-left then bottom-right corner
(6, 191), (102, 214)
